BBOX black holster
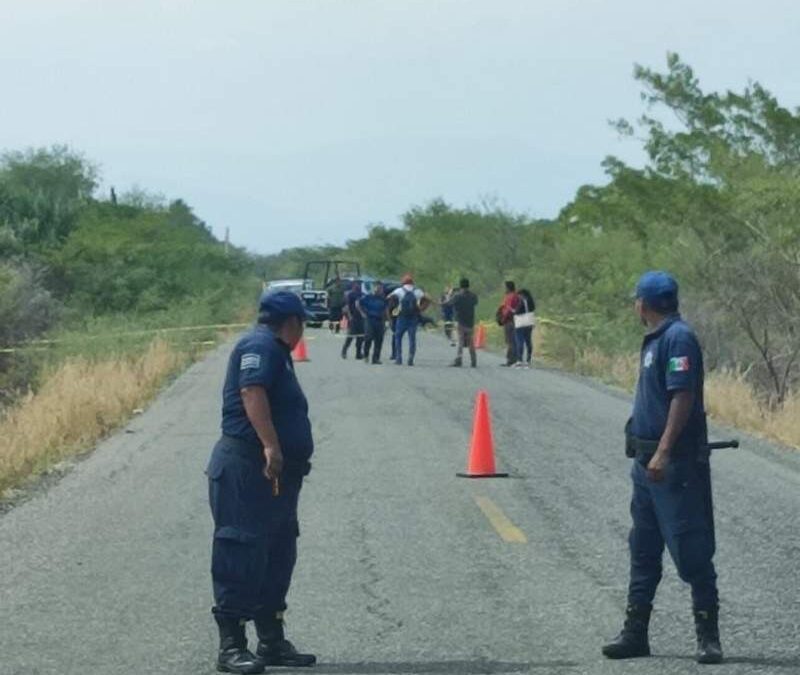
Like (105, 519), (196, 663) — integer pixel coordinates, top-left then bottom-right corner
(624, 418), (636, 458)
(625, 426), (702, 463)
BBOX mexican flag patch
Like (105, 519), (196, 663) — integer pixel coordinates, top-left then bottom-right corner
(668, 356), (690, 373)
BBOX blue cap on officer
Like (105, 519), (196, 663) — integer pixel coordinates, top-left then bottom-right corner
(258, 291), (313, 322)
(635, 271), (679, 312)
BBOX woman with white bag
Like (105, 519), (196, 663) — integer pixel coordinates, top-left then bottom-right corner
(513, 289), (536, 368)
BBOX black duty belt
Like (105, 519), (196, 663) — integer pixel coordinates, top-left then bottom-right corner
(626, 433), (739, 461)
(628, 434), (706, 459)
(628, 436), (660, 458)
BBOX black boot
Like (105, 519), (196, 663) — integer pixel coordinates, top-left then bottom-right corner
(694, 607), (723, 664)
(215, 616), (264, 674)
(602, 604), (652, 659)
(255, 614), (317, 668)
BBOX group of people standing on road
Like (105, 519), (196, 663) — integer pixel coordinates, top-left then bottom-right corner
(336, 274), (431, 367)
(442, 279), (536, 368)
(333, 274), (537, 370)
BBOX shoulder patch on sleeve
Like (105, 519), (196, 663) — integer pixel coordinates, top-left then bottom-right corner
(240, 353), (262, 370)
(668, 356), (690, 373)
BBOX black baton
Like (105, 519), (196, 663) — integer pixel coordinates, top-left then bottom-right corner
(705, 440), (739, 451)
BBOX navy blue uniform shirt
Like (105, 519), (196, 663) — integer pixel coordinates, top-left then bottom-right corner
(221, 325), (314, 463)
(631, 315), (706, 446)
(359, 294), (387, 320)
(346, 289), (363, 315)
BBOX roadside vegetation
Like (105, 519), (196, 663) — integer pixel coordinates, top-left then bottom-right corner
(0, 340), (185, 495)
(262, 55), (800, 450)
(0, 147), (261, 495)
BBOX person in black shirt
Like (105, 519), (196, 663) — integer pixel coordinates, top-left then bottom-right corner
(446, 278), (479, 368)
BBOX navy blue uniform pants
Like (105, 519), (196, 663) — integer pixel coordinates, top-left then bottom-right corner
(364, 317), (385, 363)
(342, 315), (365, 359)
(208, 436), (301, 620)
(628, 456), (718, 610)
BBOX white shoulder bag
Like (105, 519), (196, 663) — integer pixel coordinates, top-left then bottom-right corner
(513, 297), (536, 328)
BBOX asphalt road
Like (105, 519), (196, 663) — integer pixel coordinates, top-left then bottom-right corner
(1, 328), (799, 675)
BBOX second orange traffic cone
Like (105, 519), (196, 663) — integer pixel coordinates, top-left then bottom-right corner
(292, 338), (310, 362)
(473, 323), (487, 350)
(457, 390), (508, 478)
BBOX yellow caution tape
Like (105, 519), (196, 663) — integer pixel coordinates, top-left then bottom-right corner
(476, 316), (582, 331)
(0, 322), (251, 354)
(0, 314), (585, 354)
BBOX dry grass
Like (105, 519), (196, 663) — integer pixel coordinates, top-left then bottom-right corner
(0, 339), (187, 496)
(538, 325), (800, 450)
(573, 348), (640, 390)
(706, 370), (800, 449)
(704, 370), (767, 431)
(770, 393), (800, 448)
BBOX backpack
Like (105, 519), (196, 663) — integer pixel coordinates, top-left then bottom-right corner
(399, 289), (419, 318)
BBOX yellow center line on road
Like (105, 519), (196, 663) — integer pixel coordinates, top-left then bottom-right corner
(473, 496), (527, 544)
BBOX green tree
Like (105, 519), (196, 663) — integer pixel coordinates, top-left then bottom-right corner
(46, 202), (250, 316)
(347, 225), (409, 278)
(0, 146), (97, 249)
(608, 53), (800, 402)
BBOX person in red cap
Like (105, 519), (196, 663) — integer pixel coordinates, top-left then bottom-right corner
(389, 274), (427, 366)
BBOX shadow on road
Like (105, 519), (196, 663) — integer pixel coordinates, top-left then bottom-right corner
(287, 660), (579, 674)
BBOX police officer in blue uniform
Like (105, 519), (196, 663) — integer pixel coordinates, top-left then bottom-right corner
(207, 291), (317, 674)
(357, 281), (388, 364)
(602, 271), (723, 665)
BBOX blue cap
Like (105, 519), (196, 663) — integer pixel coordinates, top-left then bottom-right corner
(635, 271), (679, 310)
(258, 291), (313, 321)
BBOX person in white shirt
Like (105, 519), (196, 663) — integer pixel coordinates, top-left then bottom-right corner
(389, 274), (427, 366)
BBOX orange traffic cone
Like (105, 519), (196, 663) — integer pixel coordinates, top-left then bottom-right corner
(292, 338), (310, 362)
(457, 390), (508, 478)
(473, 323), (487, 350)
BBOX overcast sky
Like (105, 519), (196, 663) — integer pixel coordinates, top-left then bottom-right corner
(1, 1), (798, 254)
